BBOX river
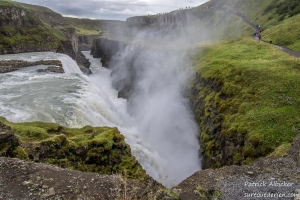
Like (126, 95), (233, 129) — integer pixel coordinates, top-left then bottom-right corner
(0, 50), (201, 187)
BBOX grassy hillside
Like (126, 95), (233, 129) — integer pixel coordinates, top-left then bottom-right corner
(0, 0), (69, 53)
(201, 0), (274, 26)
(190, 37), (300, 167)
(198, 0), (300, 51)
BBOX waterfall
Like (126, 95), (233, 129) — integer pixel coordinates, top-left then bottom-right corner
(0, 52), (82, 74)
(58, 54), (82, 74)
(0, 50), (201, 188)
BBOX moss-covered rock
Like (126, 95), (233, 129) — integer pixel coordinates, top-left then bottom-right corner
(0, 117), (148, 180)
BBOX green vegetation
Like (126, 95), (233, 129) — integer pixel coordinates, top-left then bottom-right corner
(0, 0), (69, 53)
(268, 143), (291, 157)
(264, 0), (300, 19)
(191, 38), (300, 166)
(0, 25), (66, 50)
(66, 17), (103, 36)
(0, 117), (148, 180)
(0, 0), (22, 7)
(263, 14), (300, 51)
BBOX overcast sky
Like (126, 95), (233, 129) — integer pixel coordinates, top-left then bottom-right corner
(15, 0), (209, 21)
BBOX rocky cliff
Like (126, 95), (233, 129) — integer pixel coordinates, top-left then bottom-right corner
(91, 38), (126, 68)
(0, 59), (63, 73)
(78, 35), (97, 51)
(0, 0), (91, 73)
(90, 38), (138, 99)
(126, 9), (192, 28)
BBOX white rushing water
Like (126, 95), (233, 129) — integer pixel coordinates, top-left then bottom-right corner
(0, 51), (201, 187)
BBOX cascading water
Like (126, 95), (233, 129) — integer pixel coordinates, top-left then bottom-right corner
(0, 50), (201, 187)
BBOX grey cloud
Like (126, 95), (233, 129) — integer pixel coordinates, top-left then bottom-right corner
(15, 0), (208, 20)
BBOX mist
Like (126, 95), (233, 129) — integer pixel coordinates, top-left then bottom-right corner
(107, 14), (214, 187)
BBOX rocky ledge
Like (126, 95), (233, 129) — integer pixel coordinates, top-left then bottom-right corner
(0, 157), (167, 200)
(0, 117), (183, 200)
(0, 60), (63, 73)
(1, 131), (300, 199)
(175, 134), (300, 200)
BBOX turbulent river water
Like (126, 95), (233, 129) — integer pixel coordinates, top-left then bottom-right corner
(0, 51), (201, 187)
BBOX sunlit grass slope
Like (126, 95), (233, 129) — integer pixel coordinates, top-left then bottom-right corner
(192, 38), (300, 166)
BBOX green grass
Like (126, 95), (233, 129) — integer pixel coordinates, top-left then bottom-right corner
(0, 0), (22, 7)
(192, 37), (300, 166)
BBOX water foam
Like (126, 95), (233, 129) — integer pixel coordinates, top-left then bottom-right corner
(0, 51), (200, 188)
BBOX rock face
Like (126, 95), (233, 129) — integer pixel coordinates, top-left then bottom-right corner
(90, 38), (138, 99)
(37, 65), (64, 73)
(126, 10), (191, 28)
(91, 38), (126, 68)
(0, 122), (19, 157)
(78, 35), (97, 51)
(188, 74), (226, 169)
(175, 134), (300, 200)
(0, 6), (32, 27)
(126, 15), (158, 27)
(188, 73), (256, 169)
(0, 60), (63, 73)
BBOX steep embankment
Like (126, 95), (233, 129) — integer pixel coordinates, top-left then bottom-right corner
(0, 1), (68, 54)
(91, 38), (127, 67)
(0, 0), (91, 73)
(189, 38), (300, 169)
